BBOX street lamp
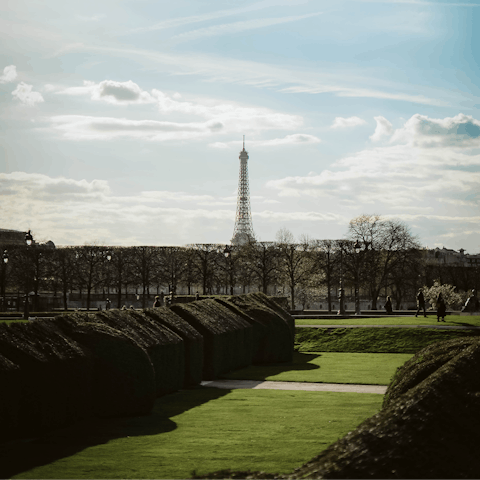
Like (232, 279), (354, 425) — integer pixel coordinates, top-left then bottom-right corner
(337, 242), (345, 315)
(25, 230), (33, 246)
(106, 250), (112, 298)
(353, 240), (369, 315)
(223, 245), (233, 295)
(354, 240), (361, 315)
(1, 250), (8, 312)
(24, 231), (34, 319)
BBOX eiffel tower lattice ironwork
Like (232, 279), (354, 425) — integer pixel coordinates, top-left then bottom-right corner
(231, 136), (255, 245)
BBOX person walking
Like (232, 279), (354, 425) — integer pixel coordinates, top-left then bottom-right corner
(384, 296), (393, 315)
(436, 293), (446, 322)
(106, 298), (111, 310)
(153, 296), (162, 308)
(415, 289), (426, 317)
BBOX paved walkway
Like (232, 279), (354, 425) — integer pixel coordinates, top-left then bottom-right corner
(297, 324), (480, 330)
(201, 379), (387, 394)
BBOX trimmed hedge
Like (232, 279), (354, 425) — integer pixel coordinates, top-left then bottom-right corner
(0, 320), (93, 441)
(222, 292), (294, 364)
(0, 293), (294, 443)
(171, 299), (253, 380)
(57, 318), (156, 419)
(144, 307), (204, 387)
(64, 310), (185, 396)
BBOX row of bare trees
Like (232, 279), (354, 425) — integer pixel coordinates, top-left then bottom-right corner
(2, 215), (477, 312)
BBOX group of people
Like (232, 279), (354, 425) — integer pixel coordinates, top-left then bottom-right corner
(384, 289), (447, 322)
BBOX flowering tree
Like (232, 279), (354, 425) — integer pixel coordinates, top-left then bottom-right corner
(422, 280), (466, 309)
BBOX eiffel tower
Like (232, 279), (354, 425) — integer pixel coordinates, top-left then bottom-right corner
(231, 136), (255, 245)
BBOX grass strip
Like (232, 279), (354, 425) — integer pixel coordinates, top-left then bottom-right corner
(295, 315), (480, 327)
(11, 388), (382, 480)
(221, 351), (411, 385)
(295, 326), (480, 353)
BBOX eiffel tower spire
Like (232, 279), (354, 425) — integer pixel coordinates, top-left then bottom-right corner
(231, 136), (255, 245)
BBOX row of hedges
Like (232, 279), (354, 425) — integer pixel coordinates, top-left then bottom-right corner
(0, 293), (294, 443)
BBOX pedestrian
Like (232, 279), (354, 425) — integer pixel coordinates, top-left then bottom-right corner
(384, 296), (393, 315)
(106, 298), (111, 310)
(415, 289), (426, 317)
(195, 291), (200, 301)
(153, 295), (161, 308)
(436, 293), (446, 322)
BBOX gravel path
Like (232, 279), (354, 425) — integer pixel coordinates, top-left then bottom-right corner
(201, 379), (387, 394)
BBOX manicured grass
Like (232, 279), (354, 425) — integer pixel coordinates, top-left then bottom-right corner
(0, 319), (28, 325)
(11, 388), (383, 480)
(221, 351), (411, 385)
(295, 315), (480, 327)
(295, 326), (480, 353)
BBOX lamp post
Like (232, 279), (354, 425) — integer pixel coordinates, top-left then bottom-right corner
(337, 242), (345, 315)
(223, 245), (233, 295)
(106, 250), (112, 297)
(1, 250), (8, 312)
(354, 240), (361, 315)
(353, 240), (369, 315)
(24, 230), (34, 319)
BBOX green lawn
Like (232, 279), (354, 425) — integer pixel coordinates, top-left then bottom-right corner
(221, 351), (411, 385)
(295, 326), (480, 354)
(10, 388), (382, 480)
(295, 315), (480, 327)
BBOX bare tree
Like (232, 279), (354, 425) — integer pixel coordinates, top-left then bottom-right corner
(312, 239), (340, 313)
(189, 244), (218, 295)
(131, 246), (159, 308)
(347, 214), (421, 309)
(74, 244), (108, 311)
(275, 228), (313, 310)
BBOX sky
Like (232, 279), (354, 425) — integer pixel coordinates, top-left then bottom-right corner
(1, 0), (479, 251)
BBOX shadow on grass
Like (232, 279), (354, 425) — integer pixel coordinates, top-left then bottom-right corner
(448, 321), (480, 329)
(220, 352), (321, 381)
(0, 386), (231, 479)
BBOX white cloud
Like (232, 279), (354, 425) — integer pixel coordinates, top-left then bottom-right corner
(257, 134), (321, 146)
(391, 113), (480, 148)
(331, 116), (367, 129)
(55, 79), (156, 104)
(53, 79), (303, 134)
(0, 65), (17, 84)
(208, 134), (320, 149)
(11, 82), (44, 106)
(266, 114), (480, 233)
(171, 12), (323, 43)
(93, 80), (155, 104)
(48, 115), (224, 141)
(370, 116), (394, 142)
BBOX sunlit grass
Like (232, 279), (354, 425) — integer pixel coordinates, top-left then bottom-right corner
(295, 315), (480, 327)
(11, 388), (383, 480)
(221, 351), (411, 385)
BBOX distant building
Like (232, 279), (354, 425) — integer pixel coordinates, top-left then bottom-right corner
(425, 247), (480, 267)
(0, 228), (56, 248)
(0, 228), (26, 247)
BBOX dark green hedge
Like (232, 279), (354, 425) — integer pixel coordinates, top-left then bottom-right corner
(65, 310), (185, 396)
(171, 299), (253, 380)
(0, 320), (93, 441)
(223, 292), (294, 364)
(55, 318), (156, 418)
(144, 307), (203, 387)
(0, 293), (294, 443)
